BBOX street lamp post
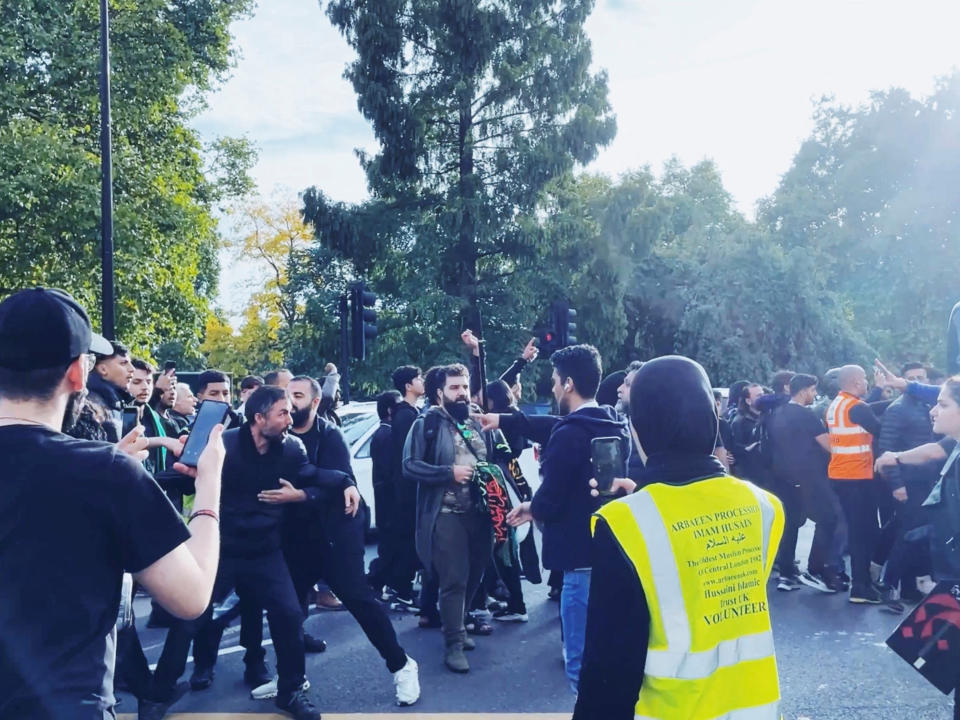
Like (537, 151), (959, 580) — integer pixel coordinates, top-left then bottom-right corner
(99, 0), (115, 340)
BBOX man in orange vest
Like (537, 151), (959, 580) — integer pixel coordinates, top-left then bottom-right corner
(826, 364), (884, 603)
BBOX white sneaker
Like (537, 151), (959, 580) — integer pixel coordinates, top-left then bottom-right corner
(250, 676), (310, 700)
(393, 656), (420, 706)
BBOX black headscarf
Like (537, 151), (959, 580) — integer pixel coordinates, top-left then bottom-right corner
(597, 370), (626, 408)
(630, 355), (725, 486)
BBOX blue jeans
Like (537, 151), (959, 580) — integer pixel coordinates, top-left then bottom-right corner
(560, 568), (591, 694)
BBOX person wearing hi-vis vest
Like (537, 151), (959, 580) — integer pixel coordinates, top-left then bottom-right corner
(825, 364), (885, 604)
(573, 355), (785, 720)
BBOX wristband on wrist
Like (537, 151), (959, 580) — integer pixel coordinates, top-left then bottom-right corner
(188, 509), (219, 524)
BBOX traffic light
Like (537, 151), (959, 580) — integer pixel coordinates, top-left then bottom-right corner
(536, 300), (578, 355)
(349, 281), (377, 360)
(556, 301), (577, 347)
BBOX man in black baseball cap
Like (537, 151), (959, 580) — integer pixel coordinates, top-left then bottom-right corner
(0, 287), (226, 720)
(0, 287), (114, 371)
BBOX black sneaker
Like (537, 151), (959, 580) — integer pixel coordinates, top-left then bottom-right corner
(304, 633), (328, 653)
(189, 665), (214, 691)
(822, 570), (846, 593)
(244, 660), (272, 688)
(798, 571), (835, 593)
(138, 682), (188, 720)
(390, 595), (420, 613)
(849, 584), (882, 604)
(277, 688), (322, 719)
(547, 587), (561, 602)
(776, 574), (801, 591)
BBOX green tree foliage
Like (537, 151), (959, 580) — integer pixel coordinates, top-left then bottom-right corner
(535, 162), (871, 388)
(303, 0), (616, 391)
(0, 0), (254, 360)
(760, 77), (960, 368)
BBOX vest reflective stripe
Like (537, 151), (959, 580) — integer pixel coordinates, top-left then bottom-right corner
(645, 630), (776, 679)
(637, 699), (781, 720)
(626, 492), (692, 650)
(826, 392), (874, 480)
(596, 476), (783, 720)
(830, 425), (867, 436)
(833, 445), (873, 454)
(743, 483), (777, 573)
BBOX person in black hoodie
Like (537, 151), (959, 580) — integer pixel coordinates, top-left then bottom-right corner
(494, 344), (629, 695)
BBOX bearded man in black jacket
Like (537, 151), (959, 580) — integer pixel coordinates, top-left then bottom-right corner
(187, 386), (321, 720)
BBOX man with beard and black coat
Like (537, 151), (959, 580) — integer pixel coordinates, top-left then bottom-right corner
(403, 364), (497, 674)
(252, 377), (420, 706)
(187, 386), (321, 720)
(573, 356), (784, 720)
(488, 345), (630, 695)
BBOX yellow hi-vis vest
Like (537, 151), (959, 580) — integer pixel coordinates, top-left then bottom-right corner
(593, 475), (784, 720)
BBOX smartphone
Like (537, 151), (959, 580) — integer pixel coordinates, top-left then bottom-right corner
(179, 400), (229, 467)
(591, 436), (626, 493)
(163, 360), (177, 374)
(121, 406), (142, 438)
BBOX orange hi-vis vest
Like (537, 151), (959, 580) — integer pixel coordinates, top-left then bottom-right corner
(825, 391), (874, 480)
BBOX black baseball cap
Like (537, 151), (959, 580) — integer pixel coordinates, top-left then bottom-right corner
(0, 288), (114, 371)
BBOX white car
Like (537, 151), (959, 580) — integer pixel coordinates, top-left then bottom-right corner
(337, 402), (541, 536)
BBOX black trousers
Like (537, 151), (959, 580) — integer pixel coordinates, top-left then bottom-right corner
(192, 592), (266, 672)
(774, 480), (805, 574)
(116, 600), (205, 702)
(249, 509), (408, 674)
(833, 480), (880, 588)
(192, 551), (306, 700)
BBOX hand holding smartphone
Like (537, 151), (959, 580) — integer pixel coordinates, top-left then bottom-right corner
(121, 405), (143, 438)
(591, 436), (627, 495)
(178, 400), (230, 467)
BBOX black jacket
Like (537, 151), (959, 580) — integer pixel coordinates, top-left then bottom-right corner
(730, 410), (765, 485)
(391, 401), (420, 530)
(878, 393), (939, 491)
(86, 373), (132, 443)
(286, 415), (358, 547)
(370, 422), (394, 530)
(501, 404), (630, 571)
(219, 424), (312, 557)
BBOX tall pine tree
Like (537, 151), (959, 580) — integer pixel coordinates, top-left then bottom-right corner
(304, 0), (615, 378)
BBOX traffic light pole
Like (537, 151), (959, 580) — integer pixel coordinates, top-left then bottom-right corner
(339, 293), (351, 405)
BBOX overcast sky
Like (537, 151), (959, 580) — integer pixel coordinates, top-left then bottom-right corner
(195, 0), (960, 311)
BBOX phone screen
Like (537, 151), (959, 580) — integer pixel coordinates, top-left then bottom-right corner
(179, 400), (229, 467)
(121, 406), (141, 438)
(591, 436), (626, 493)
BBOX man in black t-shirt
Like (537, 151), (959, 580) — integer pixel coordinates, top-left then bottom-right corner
(766, 373), (846, 593)
(0, 288), (224, 720)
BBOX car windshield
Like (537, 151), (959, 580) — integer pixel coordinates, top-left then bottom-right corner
(340, 411), (378, 446)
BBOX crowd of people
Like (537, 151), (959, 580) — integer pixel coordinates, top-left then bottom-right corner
(5, 285), (960, 720)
